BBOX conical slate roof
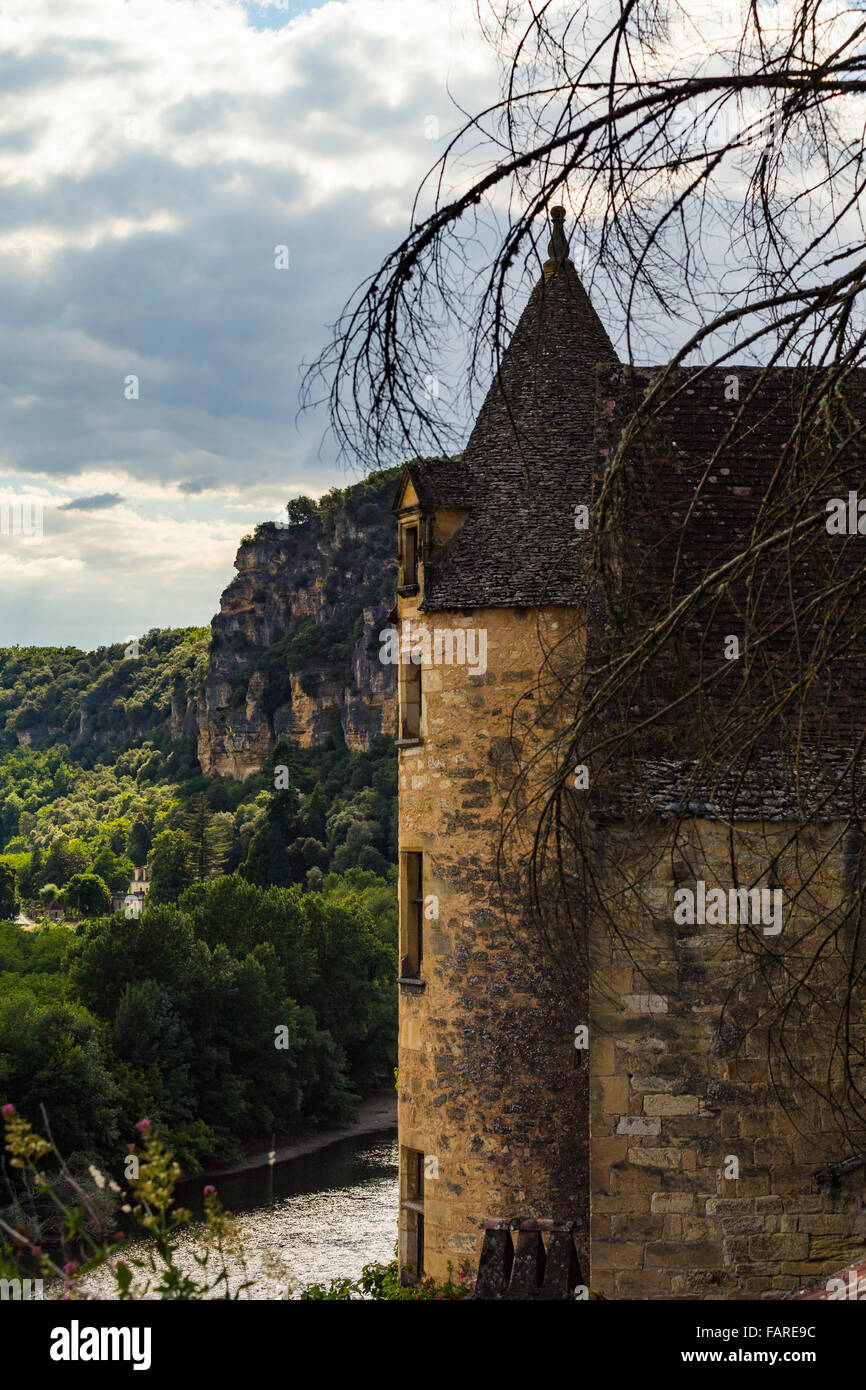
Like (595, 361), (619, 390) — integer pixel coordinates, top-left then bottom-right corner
(417, 210), (618, 610)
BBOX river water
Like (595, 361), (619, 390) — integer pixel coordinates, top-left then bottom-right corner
(75, 1129), (399, 1300)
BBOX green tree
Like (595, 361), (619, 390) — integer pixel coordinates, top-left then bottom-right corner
(184, 875), (318, 1002)
(184, 794), (230, 883)
(17, 844), (43, 898)
(127, 818), (152, 865)
(63, 872), (111, 917)
(0, 862), (17, 919)
(0, 918), (72, 975)
(299, 783), (328, 841)
(91, 846), (134, 894)
(301, 890), (394, 1088)
(43, 839), (89, 891)
(148, 829), (196, 905)
(0, 996), (119, 1161)
(331, 820), (382, 874)
(300, 837), (329, 871)
(1, 791), (23, 845)
(51, 762), (77, 796)
(241, 749), (305, 888)
(287, 495), (317, 526)
(102, 817), (131, 855)
(241, 818), (304, 889)
(70, 900), (353, 1161)
(71, 903), (201, 1021)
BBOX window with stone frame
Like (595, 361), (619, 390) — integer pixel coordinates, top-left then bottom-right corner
(399, 522), (420, 594)
(400, 850), (424, 977)
(400, 1146), (425, 1278)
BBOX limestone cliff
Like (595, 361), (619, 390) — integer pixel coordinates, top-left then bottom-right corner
(198, 471), (399, 780)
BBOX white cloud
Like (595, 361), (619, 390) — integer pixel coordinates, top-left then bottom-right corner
(0, 0), (859, 647)
(0, 550), (85, 579)
(0, 0), (501, 644)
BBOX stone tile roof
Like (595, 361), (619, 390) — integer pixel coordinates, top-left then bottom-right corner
(403, 257), (866, 820)
(413, 252), (617, 610)
(396, 456), (476, 513)
(589, 365), (866, 817)
(593, 366), (866, 704)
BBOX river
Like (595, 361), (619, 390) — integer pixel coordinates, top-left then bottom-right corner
(73, 1128), (399, 1300)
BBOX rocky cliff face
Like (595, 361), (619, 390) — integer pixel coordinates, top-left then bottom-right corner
(197, 474), (398, 780)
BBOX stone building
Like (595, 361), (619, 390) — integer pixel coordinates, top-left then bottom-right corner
(393, 208), (866, 1298)
(110, 864), (152, 916)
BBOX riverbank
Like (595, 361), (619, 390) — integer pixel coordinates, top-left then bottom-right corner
(197, 1091), (397, 1180)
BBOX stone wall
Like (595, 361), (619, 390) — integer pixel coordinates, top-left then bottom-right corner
(397, 601), (588, 1281)
(589, 817), (866, 1298)
(395, 514), (866, 1296)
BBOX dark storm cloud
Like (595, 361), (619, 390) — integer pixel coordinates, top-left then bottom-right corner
(0, 163), (415, 488)
(59, 492), (124, 511)
(178, 478), (215, 494)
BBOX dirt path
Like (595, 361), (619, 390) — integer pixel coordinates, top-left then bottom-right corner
(197, 1091), (397, 1179)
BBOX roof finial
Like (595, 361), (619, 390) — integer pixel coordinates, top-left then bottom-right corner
(544, 205), (571, 278)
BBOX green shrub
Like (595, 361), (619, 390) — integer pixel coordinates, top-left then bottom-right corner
(300, 1258), (471, 1300)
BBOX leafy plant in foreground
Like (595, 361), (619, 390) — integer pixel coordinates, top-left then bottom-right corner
(0, 1106), (288, 1300)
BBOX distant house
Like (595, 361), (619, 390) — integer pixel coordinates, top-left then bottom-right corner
(44, 900), (64, 923)
(112, 866), (151, 917)
(129, 864), (152, 898)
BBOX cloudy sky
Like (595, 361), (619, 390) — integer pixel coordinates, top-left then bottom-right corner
(0, 0), (500, 648)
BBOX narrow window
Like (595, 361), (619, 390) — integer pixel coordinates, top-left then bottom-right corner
(402, 524), (419, 590)
(400, 654), (421, 739)
(401, 1147), (425, 1278)
(401, 850), (423, 976)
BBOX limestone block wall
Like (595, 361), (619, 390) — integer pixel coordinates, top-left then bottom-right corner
(589, 817), (866, 1298)
(397, 603), (588, 1282)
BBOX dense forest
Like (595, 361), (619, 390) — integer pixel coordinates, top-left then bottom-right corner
(0, 479), (400, 1238)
